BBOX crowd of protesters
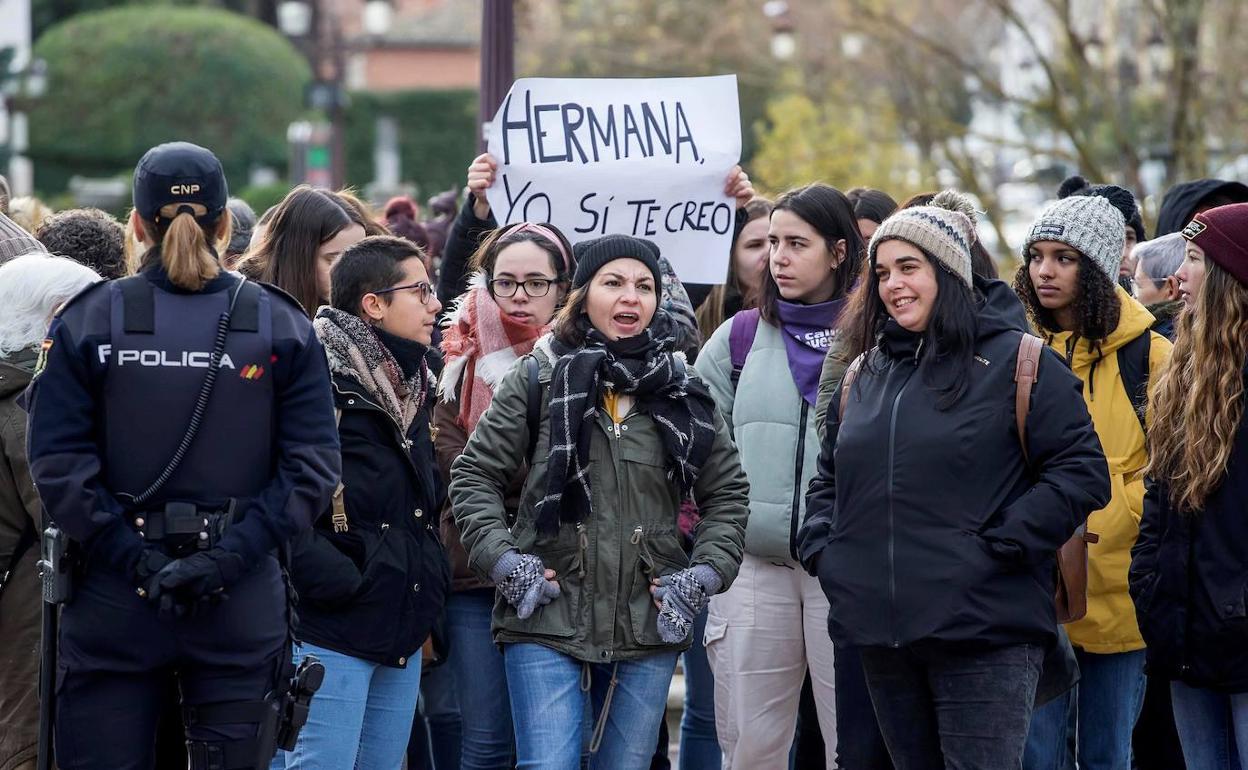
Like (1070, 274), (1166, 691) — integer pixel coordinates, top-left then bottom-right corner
(0, 141), (1247, 770)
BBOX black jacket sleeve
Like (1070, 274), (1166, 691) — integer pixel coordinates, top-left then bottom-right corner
(1129, 477), (1163, 591)
(797, 381), (842, 575)
(437, 197), (498, 309)
(979, 346), (1111, 564)
(26, 300), (145, 573)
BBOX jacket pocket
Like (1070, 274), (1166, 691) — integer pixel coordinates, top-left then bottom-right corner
(495, 543), (582, 640)
(628, 525), (690, 647)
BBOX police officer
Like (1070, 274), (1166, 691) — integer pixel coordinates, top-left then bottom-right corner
(25, 141), (341, 769)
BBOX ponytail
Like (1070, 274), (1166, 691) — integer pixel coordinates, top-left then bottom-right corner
(157, 208), (230, 291)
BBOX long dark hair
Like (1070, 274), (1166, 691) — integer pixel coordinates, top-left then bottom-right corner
(1012, 253), (1120, 355)
(846, 187), (898, 226)
(237, 186), (353, 317)
(758, 184), (864, 326)
(853, 245), (980, 409)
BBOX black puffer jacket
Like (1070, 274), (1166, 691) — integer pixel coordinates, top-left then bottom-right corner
(288, 373), (450, 668)
(798, 279), (1110, 649)
(1130, 364), (1248, 692)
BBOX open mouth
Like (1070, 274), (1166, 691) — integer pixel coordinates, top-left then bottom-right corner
(892, 297), (916, 309)
(613, 312), (640, 325)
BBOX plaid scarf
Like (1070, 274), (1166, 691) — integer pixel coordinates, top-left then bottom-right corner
(314, 306), (429, 432)
(439, 277), (548, 434)
(536, 310), (717, 536)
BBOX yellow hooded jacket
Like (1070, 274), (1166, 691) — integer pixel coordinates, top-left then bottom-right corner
(1047, 286), (1173, 654)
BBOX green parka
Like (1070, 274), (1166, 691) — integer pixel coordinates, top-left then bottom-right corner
(450, 340), (749, 663)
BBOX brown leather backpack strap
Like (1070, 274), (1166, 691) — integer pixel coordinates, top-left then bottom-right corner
(331, 407), (348, 533)
(1014, 333), (1044, 465)
(838, 352), (868, 421)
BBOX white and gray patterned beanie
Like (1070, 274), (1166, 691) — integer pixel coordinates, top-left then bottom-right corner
(1023, 195), (1126, 281)
(868, 190), (978, 288)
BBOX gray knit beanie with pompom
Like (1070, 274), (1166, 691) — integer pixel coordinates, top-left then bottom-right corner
(868, 189), (979, 287)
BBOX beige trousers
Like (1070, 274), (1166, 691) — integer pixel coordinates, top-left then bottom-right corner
(705, 552), (837, 769)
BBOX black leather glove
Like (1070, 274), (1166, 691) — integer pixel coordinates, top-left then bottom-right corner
(132, 547), (172, 591)
(144, 549), (245, 619)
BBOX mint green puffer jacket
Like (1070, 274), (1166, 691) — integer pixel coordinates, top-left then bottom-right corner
(695, 317), (822, 562)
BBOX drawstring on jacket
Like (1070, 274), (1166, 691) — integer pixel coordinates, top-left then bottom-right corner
(581, 661), (621, 754)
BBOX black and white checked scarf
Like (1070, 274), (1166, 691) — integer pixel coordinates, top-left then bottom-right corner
(535, 310), (718, 536)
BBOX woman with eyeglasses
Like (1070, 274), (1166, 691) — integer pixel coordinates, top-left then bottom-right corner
(432, 220), (575, 768)
(275, 236), (451, 769)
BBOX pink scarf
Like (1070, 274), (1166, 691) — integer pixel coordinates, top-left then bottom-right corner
(440, 283), (547, 433)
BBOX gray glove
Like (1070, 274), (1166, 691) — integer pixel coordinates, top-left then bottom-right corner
(490, 550), (561, 620)
(654, 564), (722, 643)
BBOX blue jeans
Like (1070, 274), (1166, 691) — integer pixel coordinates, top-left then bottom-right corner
(1170, 681), (1248, 770)
(681, 607), (720, 770)
(271, 641), (422, 770)
(504, 643), (678, 770)
(1024, 648), (1146, 770)
(447, 589), (514, 769)
(861, 642), (1044, 770)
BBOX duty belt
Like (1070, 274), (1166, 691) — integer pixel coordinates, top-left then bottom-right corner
(130, 500), (236, 555)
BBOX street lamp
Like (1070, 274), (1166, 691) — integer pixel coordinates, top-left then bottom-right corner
(277, 0), (392, 188)
(2, 57), (48, 196)
(763, 1), (796, 61)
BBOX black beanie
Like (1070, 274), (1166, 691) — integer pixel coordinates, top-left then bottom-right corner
(1058, 174), (1146, 243)
(571, 234), (663, 290)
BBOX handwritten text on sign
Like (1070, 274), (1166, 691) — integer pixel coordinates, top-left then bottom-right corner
(485, 76), (741, 285)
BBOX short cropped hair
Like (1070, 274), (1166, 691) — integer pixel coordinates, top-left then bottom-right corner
(1133, 232), (1185, 284)
(36, 207), (127, 279)
(330, 235), (426, 315)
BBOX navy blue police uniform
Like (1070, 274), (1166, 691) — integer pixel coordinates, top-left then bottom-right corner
(24, 142), (340, 770)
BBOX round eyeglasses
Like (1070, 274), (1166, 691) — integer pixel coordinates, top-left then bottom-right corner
(373, 280), (434, 304)
(489, 277), (559, 298)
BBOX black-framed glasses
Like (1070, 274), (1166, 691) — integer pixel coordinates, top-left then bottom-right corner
(489, 277), (559, 298)
(373, 280), (434, 304)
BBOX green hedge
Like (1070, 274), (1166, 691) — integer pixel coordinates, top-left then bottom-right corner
(29, 6), (310, 196)
(344, 89), (479, 200)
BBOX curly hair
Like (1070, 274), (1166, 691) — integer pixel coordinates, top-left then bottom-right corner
(36, 207), (127, 280)
(1146, 261), (1248, 512)
(1013, 253), (1121, 355)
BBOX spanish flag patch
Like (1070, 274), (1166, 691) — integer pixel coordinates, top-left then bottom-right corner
(33, 338), (53, 377)
(239, 364), (265, 381)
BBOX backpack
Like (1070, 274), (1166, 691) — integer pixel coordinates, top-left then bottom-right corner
(837, 333), (1102, 625)
(728, 308), (761, 391)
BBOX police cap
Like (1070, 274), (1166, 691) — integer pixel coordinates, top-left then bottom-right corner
(133, 142), (228, 225)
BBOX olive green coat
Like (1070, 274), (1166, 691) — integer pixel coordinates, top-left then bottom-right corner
(450, 340), (749, 663)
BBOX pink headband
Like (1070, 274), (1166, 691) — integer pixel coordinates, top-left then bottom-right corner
(508, 222), (574, 276)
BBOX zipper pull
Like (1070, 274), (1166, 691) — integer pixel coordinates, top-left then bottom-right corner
(630, 526), (643, 545)
(614, 421), (621, 439)
(381, 523), (390, 531)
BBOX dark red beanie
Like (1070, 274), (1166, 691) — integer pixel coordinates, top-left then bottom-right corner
(1182, 202), (1248, 288)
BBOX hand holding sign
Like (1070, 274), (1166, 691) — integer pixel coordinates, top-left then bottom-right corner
(485, 76), (742, 285)
(467, 153), (498, 220)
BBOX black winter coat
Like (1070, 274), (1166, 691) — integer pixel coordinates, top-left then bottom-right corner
(798, 279), (1111, 649)
(1154, 179), (1248, 238)
(289, 374), (450, 668)
(1130, 364), (1248, 692)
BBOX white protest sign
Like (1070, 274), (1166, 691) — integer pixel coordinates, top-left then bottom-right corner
(485, 75), (741, 285)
